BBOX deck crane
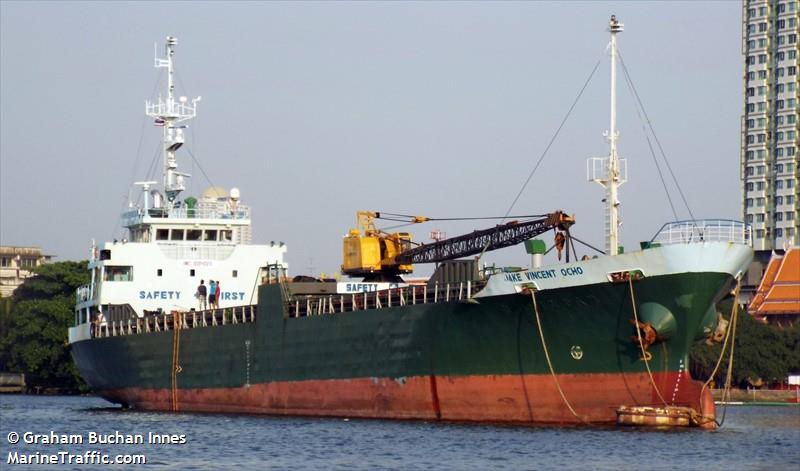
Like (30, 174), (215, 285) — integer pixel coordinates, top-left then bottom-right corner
(341, 211), (575, 281)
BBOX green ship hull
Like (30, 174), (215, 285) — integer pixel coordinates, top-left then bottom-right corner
(70, 266), (737, 425)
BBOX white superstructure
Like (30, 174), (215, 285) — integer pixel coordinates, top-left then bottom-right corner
(69, 36), (287, 343)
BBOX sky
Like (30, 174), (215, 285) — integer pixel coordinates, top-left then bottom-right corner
(1, 1), (743, 277)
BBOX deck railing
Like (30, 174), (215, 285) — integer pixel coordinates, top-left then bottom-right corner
(287, 281), (484, 318)
(650, 219), (751, 246)
(93, 305), (256, 338)
(92, 281), (486, 337)
(121, 204), (250, 226)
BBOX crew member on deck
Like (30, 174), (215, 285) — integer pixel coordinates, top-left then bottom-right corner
(197, 280), (207, 310)
(208, 280), (217, 309)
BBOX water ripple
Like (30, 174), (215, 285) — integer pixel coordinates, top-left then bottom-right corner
(0, 395), (797, 470)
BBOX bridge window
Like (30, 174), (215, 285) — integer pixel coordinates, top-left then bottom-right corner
(220, 230), (233, 242)
(186, 229), (202, 241)
(171, 229), (185, 241)
(156, 229), (169, 240)
(204, 230), (218, 241)
(104, 266), (133, 282)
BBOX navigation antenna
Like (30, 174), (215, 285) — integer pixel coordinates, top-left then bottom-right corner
(145, 36), (201, 204)
(588, 15), (627, 256)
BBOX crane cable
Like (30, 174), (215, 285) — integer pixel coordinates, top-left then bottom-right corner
(375, 213), (551, 243)
(376, 213), (547, 223)
(503, 54), (604, 220)
(617, 51), (697, 223)
(618, 53), (678, 221)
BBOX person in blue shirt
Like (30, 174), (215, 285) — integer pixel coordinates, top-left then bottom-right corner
(208, 280), (217, 309)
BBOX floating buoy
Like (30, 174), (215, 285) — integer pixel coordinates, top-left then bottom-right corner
(616, 405), (701, 428)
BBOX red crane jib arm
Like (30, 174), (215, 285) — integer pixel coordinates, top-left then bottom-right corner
(394, 211), (572, 265)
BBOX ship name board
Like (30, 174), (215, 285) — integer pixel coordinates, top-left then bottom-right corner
(139, 290), (183, 300)
(182, 260), (213, 267)
(138, 290), (248, 300)
(337, 282), (407, 293)
(503, 266), (584, 283)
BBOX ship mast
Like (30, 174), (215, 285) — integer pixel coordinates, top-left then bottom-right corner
(588, 16), (626, 256)
(145, 36), (201, 204)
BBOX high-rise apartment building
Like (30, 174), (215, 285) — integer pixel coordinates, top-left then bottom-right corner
(741, 0), (799, 250)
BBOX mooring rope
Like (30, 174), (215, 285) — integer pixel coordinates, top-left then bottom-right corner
(171, 312), (182, 412)
(695, 281), (741, 428)
(719, 282), (741, 427)
(628, 277), (669, 406)
(529, 290), (585, 423)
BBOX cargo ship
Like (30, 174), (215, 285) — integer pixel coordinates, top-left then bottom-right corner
(69, 19), (754, 427)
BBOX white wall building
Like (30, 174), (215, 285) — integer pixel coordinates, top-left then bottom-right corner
(0, 246), (53, 297)
(741, 0), (799, 250)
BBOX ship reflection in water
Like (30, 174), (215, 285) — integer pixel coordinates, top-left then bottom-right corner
(0, 395), (797, 470)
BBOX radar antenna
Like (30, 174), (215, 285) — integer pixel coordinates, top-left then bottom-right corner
(145, 36), (201, 203)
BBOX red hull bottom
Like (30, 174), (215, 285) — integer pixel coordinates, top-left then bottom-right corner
(103, 372), (715, 427)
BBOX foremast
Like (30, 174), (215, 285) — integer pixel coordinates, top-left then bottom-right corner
(145, 36), (201, 204)
(588, 15), (627, 256)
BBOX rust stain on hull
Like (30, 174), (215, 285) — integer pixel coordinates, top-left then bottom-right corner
(102, 371), (713, 426)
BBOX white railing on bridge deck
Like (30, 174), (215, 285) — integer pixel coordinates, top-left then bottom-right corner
(121, 204), (250, 226)
(166, 205), (251, 220)
(650, 219), (751, 246)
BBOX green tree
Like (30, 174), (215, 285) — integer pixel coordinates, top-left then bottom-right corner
(690, 298), (800, 388)
(0, 261), (88, 392)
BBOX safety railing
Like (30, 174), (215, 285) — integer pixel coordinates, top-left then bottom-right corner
(168, 205), (251, 220)
(650, 220), (751, 246)
(287, 281), (485, 318)
(92, 305), (256, 338)
(121, 204), (250, 226)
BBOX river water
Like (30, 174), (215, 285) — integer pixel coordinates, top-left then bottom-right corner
(0, 394), (798, 470)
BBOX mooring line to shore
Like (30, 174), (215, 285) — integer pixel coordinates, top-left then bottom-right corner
(628, 278), (669, 407)
(171, 312), (182, 412)
(694, 281), (741, 428)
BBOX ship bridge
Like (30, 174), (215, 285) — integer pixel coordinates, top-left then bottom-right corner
(121, 187), (253, 246)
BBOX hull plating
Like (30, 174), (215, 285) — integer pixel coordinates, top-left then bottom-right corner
(71, 271), (732, 425)
(99, 371), (713, 425)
